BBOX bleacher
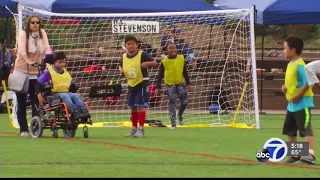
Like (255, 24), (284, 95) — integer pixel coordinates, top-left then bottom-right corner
(1, 49), (320, 111)
(66, 49), (320, 111)
(256, 51), (320, 110)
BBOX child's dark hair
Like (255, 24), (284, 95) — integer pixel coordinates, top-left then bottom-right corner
(124, 36), (138, 44)
(285, 36), (304, 55)
(54, 51), (66, 62)
(165, 42), (176, 50)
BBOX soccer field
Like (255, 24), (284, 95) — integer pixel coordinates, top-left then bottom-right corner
(0, 113), (319, 178)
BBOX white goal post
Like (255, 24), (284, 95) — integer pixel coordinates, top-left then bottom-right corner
(12, 4), (260, 129)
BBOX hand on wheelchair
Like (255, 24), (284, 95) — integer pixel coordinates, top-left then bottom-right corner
(28, 61), (39, 67)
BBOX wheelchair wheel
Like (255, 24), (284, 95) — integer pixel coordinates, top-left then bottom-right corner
(63, 125), (77, 138)
(30, 116), (44, 138)
(83, 126), (88, 138)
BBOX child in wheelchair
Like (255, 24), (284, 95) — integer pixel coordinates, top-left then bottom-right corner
(35, 51), (90, 121)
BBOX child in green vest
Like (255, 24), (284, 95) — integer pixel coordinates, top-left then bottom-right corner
(155, 42), (191, 129)
(281, 36), (316, 164)
(119, 36), (157, 138)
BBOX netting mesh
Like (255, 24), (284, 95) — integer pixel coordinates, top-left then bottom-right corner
(17, 6), (258, 128)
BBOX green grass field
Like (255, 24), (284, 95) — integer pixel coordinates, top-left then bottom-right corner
(0, 113), (320, 178)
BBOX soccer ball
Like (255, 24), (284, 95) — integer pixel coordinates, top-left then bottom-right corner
(209, 104), (220, 114)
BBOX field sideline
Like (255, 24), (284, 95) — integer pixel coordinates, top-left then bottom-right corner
(0, 113), (320, 177)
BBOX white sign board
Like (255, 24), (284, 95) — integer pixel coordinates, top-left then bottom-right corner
(112, 20), (160, 34)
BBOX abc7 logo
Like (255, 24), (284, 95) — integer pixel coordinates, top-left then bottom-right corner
(256, 138), (288, 162)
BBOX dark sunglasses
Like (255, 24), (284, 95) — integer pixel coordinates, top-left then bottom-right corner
(30, 21), (40, 24)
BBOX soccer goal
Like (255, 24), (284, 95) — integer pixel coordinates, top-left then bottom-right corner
(13, 5), (260, 129)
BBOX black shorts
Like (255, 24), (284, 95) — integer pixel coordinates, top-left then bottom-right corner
(282, 108), (313, 137)
(127, 81), (149, 109)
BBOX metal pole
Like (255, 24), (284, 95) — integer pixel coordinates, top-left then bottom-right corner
(17, 3), (23, 34)
(252, 6), (266, 115)
(259, 33), (266, 114)
(249, 6), (260, 129)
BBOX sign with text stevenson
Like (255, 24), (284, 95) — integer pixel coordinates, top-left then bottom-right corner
(112, 20), (160, 34)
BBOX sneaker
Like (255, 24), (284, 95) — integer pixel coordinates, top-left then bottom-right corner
(133, 126), (144, 138)
(79, 109), (90, 119)
(171, 117), (176, 128)
(285, 156), (301, 164)
(125, 127), (137, 137)
(171, 124), (176, 130)
(20, 132), (29, 137)
(71, 110), (81, 121)
(178, 116), (184, 126)
(301, 154), (316, 165)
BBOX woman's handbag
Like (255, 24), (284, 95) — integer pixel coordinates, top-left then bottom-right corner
(8, 70), (29, 93)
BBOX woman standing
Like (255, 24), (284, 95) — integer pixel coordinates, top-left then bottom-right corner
(13, 16), (51, 136)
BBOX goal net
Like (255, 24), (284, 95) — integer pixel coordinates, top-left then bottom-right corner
(14, 6), (259, 129)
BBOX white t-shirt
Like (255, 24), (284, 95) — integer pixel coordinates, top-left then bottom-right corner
(305, 60), (320, 86)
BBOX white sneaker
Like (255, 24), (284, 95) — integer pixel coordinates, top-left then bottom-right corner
(20, 132), (29, 137)
(133, 126), (145, 138)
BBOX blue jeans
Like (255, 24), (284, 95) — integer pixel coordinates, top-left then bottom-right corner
(55, 92), (86, 112)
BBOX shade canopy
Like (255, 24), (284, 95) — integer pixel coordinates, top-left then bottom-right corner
(13, 0), (220, 13)
(214, 0), (320, 25)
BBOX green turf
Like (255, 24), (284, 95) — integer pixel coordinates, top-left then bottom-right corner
(0, 113), (319, 177)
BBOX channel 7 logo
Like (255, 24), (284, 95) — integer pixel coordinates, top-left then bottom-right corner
(256, 138), (288, 162)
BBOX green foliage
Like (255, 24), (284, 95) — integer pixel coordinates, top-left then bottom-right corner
(0, 18), (16, 48)
(267, 25), (287, 39)
(285, 25), (312, 40)
(255, 25), (267, 37)
(255, 36), (263, 48)
(311, 25), (320, 48)
(310, 24), (319, 33)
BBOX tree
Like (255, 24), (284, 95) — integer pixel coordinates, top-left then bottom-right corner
(0, 18), (16, 48)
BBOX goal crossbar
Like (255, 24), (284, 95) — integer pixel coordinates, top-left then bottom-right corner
(21, 5), (251, 17)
